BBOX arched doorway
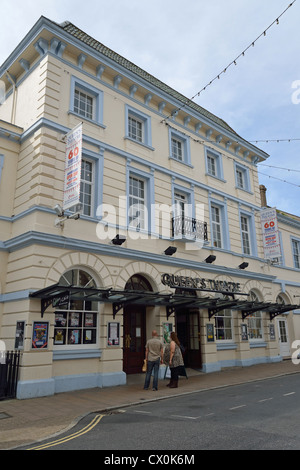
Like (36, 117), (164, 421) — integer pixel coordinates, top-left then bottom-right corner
(276, 294), (291, 357)
(123, 275), (153, 374)
(175, 289), (202, 369)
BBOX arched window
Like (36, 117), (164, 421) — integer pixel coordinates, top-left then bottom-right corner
(247, 291), (263, 340)
(213, 293), (233, 341)
(125, 274), (152, 292)
(54, 269), (98, 348)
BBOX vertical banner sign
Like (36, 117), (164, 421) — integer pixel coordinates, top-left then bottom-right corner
(260, 207), (282, 260)
(63, 123), (83, 211)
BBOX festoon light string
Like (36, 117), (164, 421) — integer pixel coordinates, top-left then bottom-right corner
(161, 1), (297, 124)
(163, 120), (300, 189)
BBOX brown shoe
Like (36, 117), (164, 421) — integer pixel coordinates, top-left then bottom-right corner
(169, 380), (178, 388)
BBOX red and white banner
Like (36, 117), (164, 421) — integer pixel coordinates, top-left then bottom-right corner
(63, 123), (82, 211)
(260, 207), (282, 260)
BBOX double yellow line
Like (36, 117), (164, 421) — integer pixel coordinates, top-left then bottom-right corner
(27, 414), (104, 450)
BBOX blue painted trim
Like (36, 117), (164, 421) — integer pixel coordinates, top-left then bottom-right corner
(16, 371), (127, 399)
(168, 126), (192, 166)
(202, 355), (282, 374)
(0, 290), (32, 303)
(17, 378), (55, 399)
(125, 104), (153, 149)
(53, 349), (102, 360)
(0, 16), (269, 165)
(18, 117), (263, 214)
(1, 230), (277, 282)
(0, 154), (4, 183)
(234, 161), (252, 193)
(291, 236), (300, 269)
(238, 207), (258, 257)
(205, 147), (225, 180)
(126, 161), (155, 233)
(70, 75), (104, 126)
(216, 342), (237, 351)
(208, 195), (231, 251)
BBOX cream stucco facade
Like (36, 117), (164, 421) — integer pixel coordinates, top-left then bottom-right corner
(0, 17), (299, 399)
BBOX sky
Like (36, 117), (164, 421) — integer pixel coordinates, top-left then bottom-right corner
(1, 0), (300, 216)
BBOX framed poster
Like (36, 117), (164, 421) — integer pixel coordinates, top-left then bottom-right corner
(269, 323), (276, 341)
(241, 323), (248, 341)
(107, 322), (120, 346)
(15, 321), (25, 350)
(206, 323), (214, 342)
(163, 322), (173, 344)
(32, 322), (48, 349)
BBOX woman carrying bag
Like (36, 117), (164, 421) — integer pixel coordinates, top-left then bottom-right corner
(164, 331), (184, 388)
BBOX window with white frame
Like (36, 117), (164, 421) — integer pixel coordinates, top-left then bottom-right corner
(70, 158), (94, 217)
(125, 106), (152, 147)
(169, 128), (191, 165)
(128, 115), (143, 142)
(247, 291), (263, 340)
(292, 239), (300, 268)
(80, 159), (93, 216)
(174, 192), (188, 218)
(54, 269), (98, 348)
(205, 149), (223, 179)
(70, 76), (104, 125)
(0, 155), (4, 186)
(240, 215), (251, 255)
(211, 204), (222, 248)
(235, 163), (251, 191)
(129, 175), (147, 230)
(171, 136), (183, 162)
(207, 154), (216, 176)
(215, 309), (233, 340)
(74, 88), (94, 120)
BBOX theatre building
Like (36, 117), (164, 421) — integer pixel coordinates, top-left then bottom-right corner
(0, 17), (300, 399)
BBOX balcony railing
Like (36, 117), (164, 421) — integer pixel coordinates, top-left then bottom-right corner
(172, 216), (208, 242)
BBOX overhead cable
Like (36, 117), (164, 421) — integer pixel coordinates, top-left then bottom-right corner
(161, 1), (297, 123)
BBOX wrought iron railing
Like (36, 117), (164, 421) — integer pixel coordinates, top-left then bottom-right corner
(172, 216), (208, 242)
(0, 350), (21, 400)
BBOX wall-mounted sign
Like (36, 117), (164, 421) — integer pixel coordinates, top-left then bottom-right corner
(206, 323), (214, 342)
(15, 321), (25, 350)
(107, 322), (120, 346)
(269, 323), (276, 341)
(260, 207), (282, 260)
(241, 324), (248, 341)
(163, 322), (173, 344)
(32, 322), (48, 349)
(63, 122), (83, 211)
(161, 273), (242, 294)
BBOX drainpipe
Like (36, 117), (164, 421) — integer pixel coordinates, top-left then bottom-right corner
(5, 70), (17, 125)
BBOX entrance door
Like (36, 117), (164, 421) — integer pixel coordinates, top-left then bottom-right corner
(123, 305), (146, 374)
(277, 318), (290, 357)
(176, 310), (202, 368)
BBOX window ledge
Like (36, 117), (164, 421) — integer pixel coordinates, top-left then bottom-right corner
(235, 185), (253, 195)
(53, 349), (102, 360)
(249, 342), (267, 348)
(205, 173), (226, 183)
(168, 156), (194, 168)
(124, 136), (154, 151)
(216, 342), (237, 350)
(68, 111), (106, 129)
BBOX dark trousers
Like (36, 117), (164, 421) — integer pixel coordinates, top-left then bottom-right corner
(144, 359), (160, 390)
(170, 366), (179, 381)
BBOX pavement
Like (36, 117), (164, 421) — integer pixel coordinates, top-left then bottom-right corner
(0, 359), (299, 450)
